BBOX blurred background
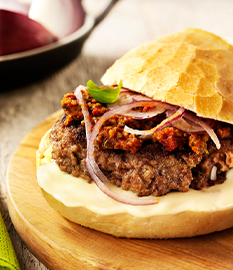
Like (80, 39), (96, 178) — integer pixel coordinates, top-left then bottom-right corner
(1, 0), (233, 269)
(84, 0), (233, 58)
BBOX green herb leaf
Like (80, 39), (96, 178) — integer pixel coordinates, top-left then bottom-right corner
(87, 80), (122, 104)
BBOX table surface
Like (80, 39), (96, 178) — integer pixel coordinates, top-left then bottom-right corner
(2, 0), (233, 269)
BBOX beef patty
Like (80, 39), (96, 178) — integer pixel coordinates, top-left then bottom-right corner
(50, 113), (233, 197)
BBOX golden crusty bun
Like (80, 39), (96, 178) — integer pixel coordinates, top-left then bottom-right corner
(101, 28), (233, 125)
(37, 127), (233, 239)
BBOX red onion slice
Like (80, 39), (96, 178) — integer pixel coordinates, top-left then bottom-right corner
(0, 9), (58, 56)
(75, 89), (158, 205)
(184, 112), (221, 149)
(124, 106), (166, 120)
(107, 91), (153, 109)
(107, 100), (174, 118)
(74, 86), (92, 145)
(107, 98), (175, 121)
(171, 117), (205, 133)
(86, 101), (164, 205)
(124, 107), (185, 139)
(75, 86), (110, 184)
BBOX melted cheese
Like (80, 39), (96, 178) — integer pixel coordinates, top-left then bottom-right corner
(37, 147), (233, 218)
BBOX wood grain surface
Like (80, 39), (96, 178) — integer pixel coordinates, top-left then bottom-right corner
(6, 110), (233, 270)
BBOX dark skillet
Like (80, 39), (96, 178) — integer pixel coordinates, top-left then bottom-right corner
(0, 0), (119, 91)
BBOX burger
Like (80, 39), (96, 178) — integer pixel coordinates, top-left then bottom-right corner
(36, 28), (233, 238)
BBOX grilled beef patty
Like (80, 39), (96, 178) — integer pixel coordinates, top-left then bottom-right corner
(50, 113), (233, 197)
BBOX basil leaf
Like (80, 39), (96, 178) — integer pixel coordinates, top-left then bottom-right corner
(87, 80), (122, 104)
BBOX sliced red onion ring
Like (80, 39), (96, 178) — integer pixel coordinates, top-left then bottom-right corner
(124, 107), (185, 139)
(124, 106), (166, 120)
(86, 102), (148, 185)
(107, 91), (153, 109)
(74, 86), (92, 145)
(124, 100), (175, 120)
(184, 112), (221, 149)
(118, 99), (175, 121)
(86, 101), (165, 205)
(107, 100), (175, 118)
(171, 117), (205, 134)
(165, 109), (220, 148)
(75, 89), (158, 205)
(166, 109), (204, 133)
(75, 86), (110, 185)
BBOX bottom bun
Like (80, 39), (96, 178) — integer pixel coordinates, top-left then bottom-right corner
(37, 130), (233, 239)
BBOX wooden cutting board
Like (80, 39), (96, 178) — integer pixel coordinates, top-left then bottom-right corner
(6, 110), (233, 270)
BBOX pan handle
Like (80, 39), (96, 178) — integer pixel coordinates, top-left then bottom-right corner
(93, 0), (120, 27)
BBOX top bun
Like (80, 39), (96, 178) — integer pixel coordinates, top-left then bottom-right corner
(101, 28), (233, 124)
